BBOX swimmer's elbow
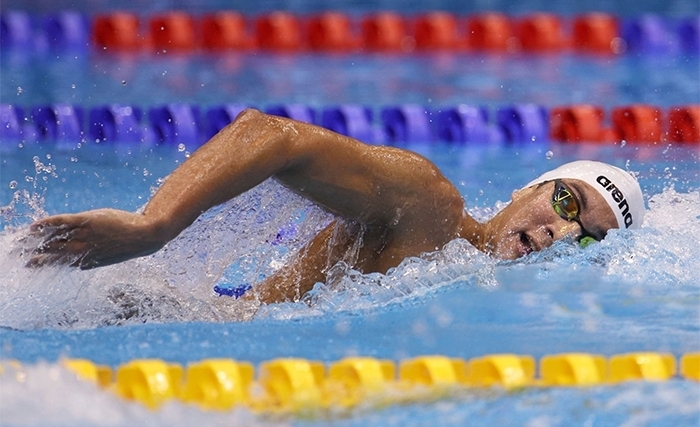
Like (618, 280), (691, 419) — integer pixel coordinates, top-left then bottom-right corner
(230, 108), (297, 140)
(232, 107), (264, 125)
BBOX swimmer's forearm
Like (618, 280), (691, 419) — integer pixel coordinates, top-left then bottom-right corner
(140, 109), (296, 241)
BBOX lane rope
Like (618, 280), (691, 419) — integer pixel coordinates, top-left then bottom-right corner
(2, 103), (698, 145)
(2, 352), (698, 414)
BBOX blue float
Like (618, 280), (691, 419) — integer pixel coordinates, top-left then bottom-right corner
(437, 105), (499, 144)
(88, 105), (144, 143)
(0, 104), (26, 140)
(266, 104), (317, 124)
(678, 17), (699, 53)
(205, 104), (248, 139)
(496, 104), (548, 144)
(321, 105), (374, 143)
(31, 104), (84, 141)
(148, 104), (204, 145)
(43, 11), (89, 50)
(622, 15), (679, 54)
(0, 11), (34, 49)
(380, 104), (432, 143)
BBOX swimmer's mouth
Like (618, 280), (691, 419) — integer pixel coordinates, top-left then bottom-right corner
(519, 231), (536, 256)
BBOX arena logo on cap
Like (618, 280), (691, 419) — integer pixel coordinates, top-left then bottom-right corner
(596, 175), (633, 228)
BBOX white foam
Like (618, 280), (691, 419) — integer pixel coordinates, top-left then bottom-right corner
(0, 361), (287, 427)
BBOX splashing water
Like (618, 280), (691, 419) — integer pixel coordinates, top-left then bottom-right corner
(1, 162), (698, 331)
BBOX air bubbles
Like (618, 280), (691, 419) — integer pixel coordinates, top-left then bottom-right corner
(620, 140), (627, 147)
(8, 181), (17, 189)
(16, 86), (23, 95)
(121, 80), (127, 86)
(610, 37), (627, 54)
(71, 84), (76, 89)
(545, 150), (554, 160)
(177, 143), (186, 152)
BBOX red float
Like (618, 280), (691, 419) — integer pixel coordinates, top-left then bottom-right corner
(611, 105), (663, 143)
(149, 12), (197, 51)
(465, 13), (512, 52)
(255, 12), (302, 51)
(667, 105), (700, 143)
(550, 105), (605, 142)
(516, 13), (565, 52)
(92, 12), (142, 51)
(361, 12), (407, 51)
(308, 12), (357, 51)
(201, 11), (253, 50)
(573, 13), (619, 54)
(414, 12), (461, 50)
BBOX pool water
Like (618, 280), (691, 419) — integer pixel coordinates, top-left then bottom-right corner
(1, 15), (700, 427)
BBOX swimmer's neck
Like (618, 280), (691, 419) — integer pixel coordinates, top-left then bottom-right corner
(458, 210), (490, 254)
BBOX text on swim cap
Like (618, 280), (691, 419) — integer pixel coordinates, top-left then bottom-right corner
(596, 175), (633, 228)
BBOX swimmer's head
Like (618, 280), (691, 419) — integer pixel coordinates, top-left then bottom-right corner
(524, 160), (645, 230)
(482, 160), (645, 260)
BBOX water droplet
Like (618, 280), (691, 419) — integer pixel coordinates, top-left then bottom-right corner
(9, 180), (17, 189)
(177, 143), (186, 152)
(545, 150), (553, 159)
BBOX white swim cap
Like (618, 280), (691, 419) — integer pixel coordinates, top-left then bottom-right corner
(526, 160), (645, 229)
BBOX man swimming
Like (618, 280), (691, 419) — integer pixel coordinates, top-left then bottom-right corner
(27, 109), (645, 304)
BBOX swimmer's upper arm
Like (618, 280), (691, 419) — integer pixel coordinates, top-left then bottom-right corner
(271, 116), (463, 228)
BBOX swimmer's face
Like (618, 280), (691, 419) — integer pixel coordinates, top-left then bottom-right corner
(484, 179), (618, 260)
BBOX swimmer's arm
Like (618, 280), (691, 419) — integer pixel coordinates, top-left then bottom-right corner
(29, 109), (308, 268)
(30, 108), (462, 269)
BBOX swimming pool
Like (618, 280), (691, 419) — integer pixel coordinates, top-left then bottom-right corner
(1, 6), (700, 427)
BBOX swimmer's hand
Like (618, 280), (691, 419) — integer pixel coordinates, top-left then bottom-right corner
(27, 209), (166, 269)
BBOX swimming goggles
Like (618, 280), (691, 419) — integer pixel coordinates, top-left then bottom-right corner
(551, 179), (597, 248)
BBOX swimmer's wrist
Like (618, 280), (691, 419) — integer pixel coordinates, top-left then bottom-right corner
(140, 214), (180, 246)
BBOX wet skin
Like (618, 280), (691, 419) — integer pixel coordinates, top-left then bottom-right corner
(28, 109), (618, 304)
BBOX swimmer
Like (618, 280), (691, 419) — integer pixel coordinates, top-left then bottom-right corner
(27, 109), (645, 304)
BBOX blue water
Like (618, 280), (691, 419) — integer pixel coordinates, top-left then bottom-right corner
(2, 5), (700, 427)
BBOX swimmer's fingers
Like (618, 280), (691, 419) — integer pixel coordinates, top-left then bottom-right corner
(29, 214), (86, 238)
(25, 251), (87, 269)
(26, 233), (91, 269)
(26, 216), (92, 268)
